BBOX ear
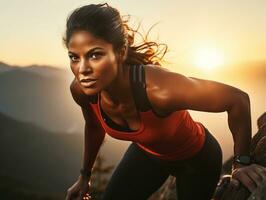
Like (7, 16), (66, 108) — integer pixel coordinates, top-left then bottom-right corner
(118, 44), (128, 63)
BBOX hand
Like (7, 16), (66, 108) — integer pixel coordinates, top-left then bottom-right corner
(65, 175), (92, 200)
(231, 163), (266, 193)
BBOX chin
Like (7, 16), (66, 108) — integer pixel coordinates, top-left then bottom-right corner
(81, 85), (100, 96)
(82, 88), (99, 96)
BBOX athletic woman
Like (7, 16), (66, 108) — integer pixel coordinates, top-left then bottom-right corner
(64, 3), (266, 200)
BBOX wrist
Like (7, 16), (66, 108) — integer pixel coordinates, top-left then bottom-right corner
(80, 168), (92, 179)
(233, 155), (252, 165)
(232, 154), (253, 171)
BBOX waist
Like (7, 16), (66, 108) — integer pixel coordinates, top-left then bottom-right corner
(136, 122), (206, 161)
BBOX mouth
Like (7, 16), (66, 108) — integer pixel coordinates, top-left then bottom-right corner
(80, 79), (97, 87)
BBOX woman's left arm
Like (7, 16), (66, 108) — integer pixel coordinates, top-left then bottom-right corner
(147, 67), (266, 192)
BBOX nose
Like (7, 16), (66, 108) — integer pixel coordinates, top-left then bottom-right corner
(79, 59), (92, 74)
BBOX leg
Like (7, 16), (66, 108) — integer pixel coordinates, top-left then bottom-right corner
(177, 128), (222, 200)
(165, 127), (223, 200)
(101, 142), (170, 200)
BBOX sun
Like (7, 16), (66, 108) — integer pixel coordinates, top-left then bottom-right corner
(194, 47), (224, 70)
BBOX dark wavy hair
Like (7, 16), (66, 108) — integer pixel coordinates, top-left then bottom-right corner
(62, 3), (168, 66)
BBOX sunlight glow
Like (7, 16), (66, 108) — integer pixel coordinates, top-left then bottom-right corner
(194, 47), (224, 70)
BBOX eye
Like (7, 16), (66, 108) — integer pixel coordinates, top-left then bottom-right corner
(89, 52), (104, 60)
(69, 55), (79, 62)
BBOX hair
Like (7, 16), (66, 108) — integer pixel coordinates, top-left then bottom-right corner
(62, 3), (168, 66)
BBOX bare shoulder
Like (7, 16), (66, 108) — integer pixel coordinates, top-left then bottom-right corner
(70, 78), (93, 107)
(144, 64), (185, 114)
(144, 64), (248, 113)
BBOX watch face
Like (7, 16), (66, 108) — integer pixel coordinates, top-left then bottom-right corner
(235, 155), (251, 164)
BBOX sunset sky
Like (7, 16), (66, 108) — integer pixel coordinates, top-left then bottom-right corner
(0, 0), (265, 163)
(1, 0), (266, 71)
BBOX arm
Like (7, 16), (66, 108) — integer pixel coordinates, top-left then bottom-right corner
(148, 69), (251, 158)
(70, 78), (106, 174)
(147, 68), (266, 192)
(81, 107), (106, 173)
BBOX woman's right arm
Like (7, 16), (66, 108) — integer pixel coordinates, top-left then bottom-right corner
(65, 79), (106, 200)
(81, 106), (106, 174)
(70, 78), (106, 175)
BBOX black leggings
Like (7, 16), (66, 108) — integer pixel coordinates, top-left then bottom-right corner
(101, 127), (223, 200)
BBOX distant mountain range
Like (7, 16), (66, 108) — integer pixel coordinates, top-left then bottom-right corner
(0, 61), (130, 186)
(0, 60), (265, 134)
(0, 61), (84, 133)
(0, 111), (84, 199)
(0, 61), (16, 73)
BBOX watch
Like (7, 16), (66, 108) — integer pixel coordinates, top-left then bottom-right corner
(233, 155), (252, 165)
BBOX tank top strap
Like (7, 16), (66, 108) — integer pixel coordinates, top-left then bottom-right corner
(129, 64), (152, 112)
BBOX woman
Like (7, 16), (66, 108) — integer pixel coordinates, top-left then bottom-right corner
(64, 3), (266, 200)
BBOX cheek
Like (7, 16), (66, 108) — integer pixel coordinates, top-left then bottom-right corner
(99, 52), (117, 67)
(98, 65), (117, 87)
(96, 54), (118, 79)
(70, 64), (79, 78)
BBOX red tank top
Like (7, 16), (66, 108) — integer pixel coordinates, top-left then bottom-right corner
(88, 65), (206, 161)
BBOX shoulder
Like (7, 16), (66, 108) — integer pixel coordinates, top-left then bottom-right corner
(70, 78), (95, 107)
(144, 64), (191, 113)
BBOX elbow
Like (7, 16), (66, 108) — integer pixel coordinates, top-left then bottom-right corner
(227, 91), (250, 112)
(233, 92), (250, 111)
(239, 92), (250, 106)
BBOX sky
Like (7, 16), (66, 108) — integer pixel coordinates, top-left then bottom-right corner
(0, 0), (265, 162)
(1, 0), (266, 70)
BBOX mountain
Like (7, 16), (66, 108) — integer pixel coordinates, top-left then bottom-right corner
(0, 60), (265, 134)
(0, 61), (133, 174)
(0, 61), (16, 74)
(0, 111), (84, 199)
(0, 61), (83, 133)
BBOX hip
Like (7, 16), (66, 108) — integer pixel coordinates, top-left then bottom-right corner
(136, 126), (223, 175)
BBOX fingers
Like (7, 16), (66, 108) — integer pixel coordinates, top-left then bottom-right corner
(242, 172), (257, 192)
(247, 169), (264, 186)
(248, 164), (266, 186)
(232, 164), (266, 193)
(75, 194), (90, 200)
(81, 193), (91, 200)
(254, 165), (266, 178)
(79, 191), (91, 200)
(65, 177), (91, 200)
(232, 169), (255, 192)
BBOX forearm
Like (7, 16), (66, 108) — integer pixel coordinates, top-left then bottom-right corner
(227, 93), (251, 158)
(82, 123), (106, 171)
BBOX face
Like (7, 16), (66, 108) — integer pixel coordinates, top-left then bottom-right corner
(67, 30), (123, 95)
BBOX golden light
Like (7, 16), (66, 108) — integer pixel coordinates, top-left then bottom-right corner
(194, 47), (224, 70)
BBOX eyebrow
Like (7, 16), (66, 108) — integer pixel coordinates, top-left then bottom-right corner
(68, 47), (104, 56)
